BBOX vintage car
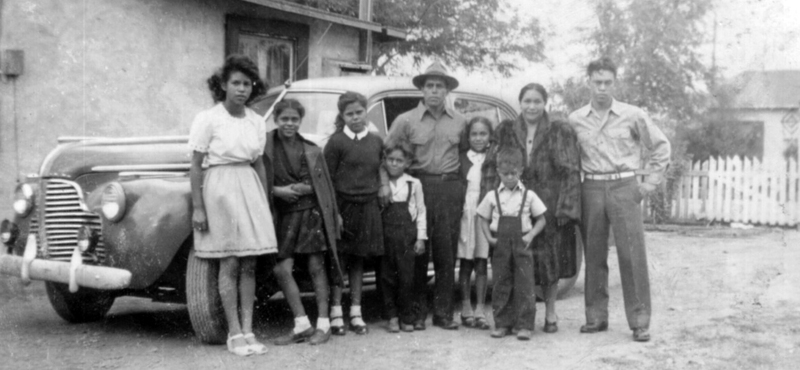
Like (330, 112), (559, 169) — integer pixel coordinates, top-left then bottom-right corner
(0, 76), (581, 344)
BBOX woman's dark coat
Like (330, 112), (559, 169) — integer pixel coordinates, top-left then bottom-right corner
(481, 113), (582, 286)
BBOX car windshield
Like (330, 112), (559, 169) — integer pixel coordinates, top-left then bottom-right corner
(250, 91), (341, 138)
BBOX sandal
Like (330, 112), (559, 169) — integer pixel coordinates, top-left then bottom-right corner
(242, 333), (268, 355)
(227, 334), (255, 356)
(350, 315), (368, 335)
(331, 315), (346, 336)
(474, 317), (490, 330)
(460, 314), (475, 328)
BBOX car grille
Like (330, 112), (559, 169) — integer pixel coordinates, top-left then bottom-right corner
(42, 180), (105, 263)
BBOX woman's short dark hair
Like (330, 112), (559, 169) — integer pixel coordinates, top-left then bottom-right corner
(466, 116), (494, 139)
(206, 54), (267, 104)
(586, 57), (618, 78)
(384, 140), (414, 161)
(518, 83), (548, 103)
(273, 99), (305, 121)
(334, 91), (368, 133)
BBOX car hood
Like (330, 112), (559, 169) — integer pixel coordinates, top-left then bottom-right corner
(39, 136), (191, 179)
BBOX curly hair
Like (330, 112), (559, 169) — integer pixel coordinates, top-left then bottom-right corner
(384, 140), (414, 161)
(206, 54), (267, 104)
(333, 91), (368, 133)
(586, 57), (618, 78)
(273, 98), (305, 121)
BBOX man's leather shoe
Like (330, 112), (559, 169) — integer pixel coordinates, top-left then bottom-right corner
(273, 327), (315, 345)
(308, 329), (331, 345)
(432, 317), (459, 330)
(413, 320), (426, 331)
(516, 329), (532, 340)
(491, 327), (510, 338)
(579, 321), (608, 333)
(400, 323), (415, 332)
(633, 328), (651, 342)
(387, 318), (400, 333)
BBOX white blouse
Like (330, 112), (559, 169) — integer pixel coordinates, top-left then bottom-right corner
(187, 103), (267, 166)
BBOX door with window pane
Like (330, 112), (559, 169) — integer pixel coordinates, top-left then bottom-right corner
(226, 16), (309, 87)
(238, 34), (294, 88)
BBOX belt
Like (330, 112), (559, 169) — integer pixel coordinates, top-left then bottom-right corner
(584, 171), (636, 181)
(412, 172), (461, 182)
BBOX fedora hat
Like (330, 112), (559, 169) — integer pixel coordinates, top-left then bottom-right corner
(412, 61), (459, 90)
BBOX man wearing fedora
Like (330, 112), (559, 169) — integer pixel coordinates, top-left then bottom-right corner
(383, 61), (466, 330)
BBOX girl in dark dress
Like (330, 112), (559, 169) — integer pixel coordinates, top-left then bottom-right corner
(266, 99), (343, 346)
(483, 83), (581, 333)
(324, 91), (384, 335)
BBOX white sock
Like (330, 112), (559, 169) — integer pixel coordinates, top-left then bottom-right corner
(350, 305), (365, 326)
(330, 305), (344, 326)
(294, 316), (311, 334)
(317, 317), (331, 332)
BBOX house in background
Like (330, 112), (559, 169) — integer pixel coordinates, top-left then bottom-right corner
(0, 0), (405, 211)
(721, 70), (800, 163)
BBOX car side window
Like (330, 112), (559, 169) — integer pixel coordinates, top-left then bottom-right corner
(453, 97), (501, 125)
(367, 101), (387, 137)
(383, 97), (422, 131)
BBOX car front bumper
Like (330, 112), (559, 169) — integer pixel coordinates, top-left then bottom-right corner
(0, 234), (131, 291)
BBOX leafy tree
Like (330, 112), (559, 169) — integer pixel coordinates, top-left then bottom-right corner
(550, 0), (714, 222)
(371, 0), (546, 76)
(554, 0), (712, 122)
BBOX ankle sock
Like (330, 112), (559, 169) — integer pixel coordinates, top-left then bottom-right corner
(350, 305), (366, 326)
(317, 317), (331, 332)
(330, 305), (344, 327)
(294, 316), (312, 334)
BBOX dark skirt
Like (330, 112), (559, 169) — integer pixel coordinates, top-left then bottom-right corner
(277, 206), (328, 259)
(532, 214), (578, 287)
(337, 195), (384, 257)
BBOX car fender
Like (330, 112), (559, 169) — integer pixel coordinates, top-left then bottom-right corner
(93, 178), (192, 289)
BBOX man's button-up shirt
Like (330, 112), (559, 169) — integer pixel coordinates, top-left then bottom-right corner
(385, 102), (467, 175)
(568, 99), (671, 184)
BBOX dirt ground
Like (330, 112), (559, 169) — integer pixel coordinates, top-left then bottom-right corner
(1, 226), (798, 370)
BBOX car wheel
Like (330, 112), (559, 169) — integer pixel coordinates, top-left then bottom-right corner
(185, 250), (227, 344)
(45, 282), (115, 323)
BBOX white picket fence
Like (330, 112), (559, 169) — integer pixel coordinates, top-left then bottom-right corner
(671, 156), (800, 226)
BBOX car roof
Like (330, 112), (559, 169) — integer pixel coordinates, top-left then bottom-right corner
(266, 75), (518, 107)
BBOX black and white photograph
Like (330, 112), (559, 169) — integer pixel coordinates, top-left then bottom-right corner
(0, 0), (798, 369)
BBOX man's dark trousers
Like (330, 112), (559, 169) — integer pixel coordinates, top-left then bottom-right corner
(413, 175), (464, 322)
(581, 177), (651, 330)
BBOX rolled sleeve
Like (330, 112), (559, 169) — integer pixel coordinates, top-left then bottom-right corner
(637, 112), (671, 185)
(412, 180), (428, 240)
(527, 190), (547, 218)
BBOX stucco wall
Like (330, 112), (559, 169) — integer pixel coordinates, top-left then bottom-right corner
(0, 0), (362, 212)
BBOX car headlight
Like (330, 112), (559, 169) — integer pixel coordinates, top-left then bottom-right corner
(1, 219), (18, 246)
(13, 183), (34, 217)
(101, 182), (126, 222)
(76, 225), (98, 253)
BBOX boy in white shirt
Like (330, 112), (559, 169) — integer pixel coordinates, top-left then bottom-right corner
(380, 141), (428, 333)
(477, 149), (546, 340)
